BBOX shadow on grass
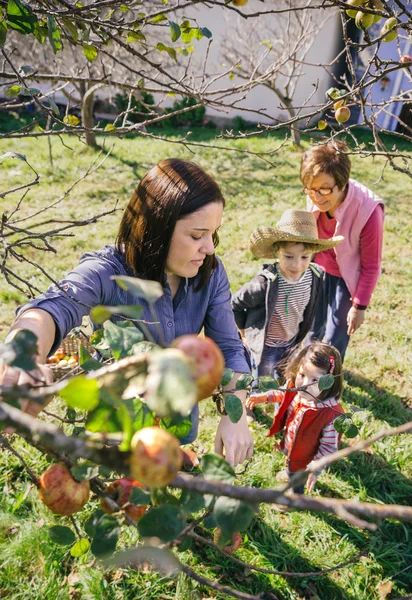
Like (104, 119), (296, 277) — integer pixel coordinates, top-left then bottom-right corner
(190, 519), (359, 600)
(344, 370), (412, 427)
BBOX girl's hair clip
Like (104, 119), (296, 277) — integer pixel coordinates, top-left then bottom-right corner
(329, 355), (335, 373)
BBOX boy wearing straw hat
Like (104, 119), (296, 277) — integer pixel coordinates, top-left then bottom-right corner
(232, 209), (343, 380)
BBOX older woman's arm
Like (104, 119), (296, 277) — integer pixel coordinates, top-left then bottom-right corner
(347, 206), (384, 335)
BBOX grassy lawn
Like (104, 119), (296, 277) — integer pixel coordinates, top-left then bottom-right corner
(0, 128), (411, 599)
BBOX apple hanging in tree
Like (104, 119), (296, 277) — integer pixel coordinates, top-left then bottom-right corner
(100, 478), (148, 522)
(129, 426), (183, 488)
(38, 464), (90, 516)
(171, 335), (225, 401)
(335, 106), (351, 123)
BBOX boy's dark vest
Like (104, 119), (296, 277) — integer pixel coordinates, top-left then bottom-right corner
(267, 381), (344, 472)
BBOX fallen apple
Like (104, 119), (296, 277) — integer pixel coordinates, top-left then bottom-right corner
(100, 477), (148, 522)
(171, 335), (225, 400)
(335, 106), (351, 123)
(213, 528), (242, 553)
(129, 426), (183, 488)
(39, 464), (90, 516)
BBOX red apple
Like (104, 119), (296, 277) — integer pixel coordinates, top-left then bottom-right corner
(38, 464), (90, 516)
(213, 528), (242, 553)
(170, 335), (225, 400)
(100, 478), (148, 522)
(400, 55), (412, 66)
(335, 106), (351, 123)
(129, 426), (183, 488)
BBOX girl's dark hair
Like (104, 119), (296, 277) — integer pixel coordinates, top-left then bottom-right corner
(116, 158), (225, 290)
(285, 342), (343, 400)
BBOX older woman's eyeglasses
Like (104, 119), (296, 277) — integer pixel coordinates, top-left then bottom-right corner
(303, 184), (338, 197)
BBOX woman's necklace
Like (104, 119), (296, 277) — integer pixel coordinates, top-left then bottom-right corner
(278, 274), (295, 316)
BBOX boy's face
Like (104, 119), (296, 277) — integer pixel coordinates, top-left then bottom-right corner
(277, 243), (312, 281)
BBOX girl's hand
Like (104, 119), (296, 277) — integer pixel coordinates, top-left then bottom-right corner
(347, 306), (365, 335)
(246, 392), (268, 409)
(0, 360), (54, 418)
(306, 472), (318, 494)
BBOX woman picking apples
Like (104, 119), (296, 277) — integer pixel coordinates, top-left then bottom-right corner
(300, 141), (384, 361)
(1, 158), (253, 466)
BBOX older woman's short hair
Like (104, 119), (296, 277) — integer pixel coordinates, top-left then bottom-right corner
(300, 141), (351, 190)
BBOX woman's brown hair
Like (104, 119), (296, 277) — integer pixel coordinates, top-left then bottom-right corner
(116, 158), (225, 290)
(300, 141), (351, 190)
(285, 342), (343, 400)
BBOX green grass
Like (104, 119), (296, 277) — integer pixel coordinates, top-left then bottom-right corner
(1, 128), (411, 599)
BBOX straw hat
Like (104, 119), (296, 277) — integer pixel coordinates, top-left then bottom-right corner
(250, 209), (344, 258)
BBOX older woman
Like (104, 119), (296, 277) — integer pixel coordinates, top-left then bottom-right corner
(300, 141), (384, 361)
(1, 158), (253, 466)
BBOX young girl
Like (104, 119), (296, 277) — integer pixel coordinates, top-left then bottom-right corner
(246, 342), (344, 494)
(232, 209), (343, 379)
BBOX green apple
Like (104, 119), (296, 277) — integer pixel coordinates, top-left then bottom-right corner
(355, 10), (374, 30)
(335, 106), (351, 123)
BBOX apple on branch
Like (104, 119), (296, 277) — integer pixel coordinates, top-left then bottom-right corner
(171, 335), (225, 401)
(129, 426), (183, 488)
(100, 477), (148, 522)
(38, 464), (90, 516)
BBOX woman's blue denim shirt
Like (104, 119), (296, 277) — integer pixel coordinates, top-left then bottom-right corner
(17, 245), (250, 374)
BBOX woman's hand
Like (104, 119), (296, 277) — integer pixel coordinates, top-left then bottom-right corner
(0, 360), (54, 418)
(306, 472), (318, 494)
(246, 392), (268, 410)
(214, 408), (254, 466)
(347, 306), (365, 335)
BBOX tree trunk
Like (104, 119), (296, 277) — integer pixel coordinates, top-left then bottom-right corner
(284, 99), (301, 148)
(81, 83), (105, 147)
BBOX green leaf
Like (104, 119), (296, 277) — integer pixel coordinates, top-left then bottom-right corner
(129, 486), (151, 506)
(5, 85), (21, 98)
(79, 343), (101, 372)
(59, 375), (100, 411)
(118, 402), (133, 451)
(213, 496), (256, 536)
(201, 453), (235, 484)
(220, 368), (234, 387)
(71, 462), (99, 481)
(235, 373), (253, 390)
(63, 114), (80, 126)
(138, 505), (185, 542)
(145, 349), (197, 417)
(199, 27), (212, 39)
(223, 394), (243, 423)
(169, 20), (181, 42)
(47, 16), (62, 53)
(86, 402), (122, 433)
(160, 414), (192, 440)
(83, 43), (98, 62)
(318, 374), (334, 391)
(181, 27), (196, 45)
(126, 30), (145, 43)
(7, 0), (37, 35)
(156, 42), (177, 62)
(111, 276), (163, 304)
(42, 96), (60, 116)
(90, 514), (120, 558)
(180, 489), (205, 513)
(257, 376), (280, 392)
(91, 304), (143, 324)
(132, 398), (156, 432)
(0, 19), (8, 46)
(103, 320), (143, 360)
(344, 422), (358, 438)
(20, 87), (41, 97)
(151, 14), (167, 24)
(48, 525), (76, 546)
(104, 123), (117, 131)
(0, 329), (38, 371)
(333, 415), (351, 434)
(61, 18), (79, 42)
(70, 538), (90, 557)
